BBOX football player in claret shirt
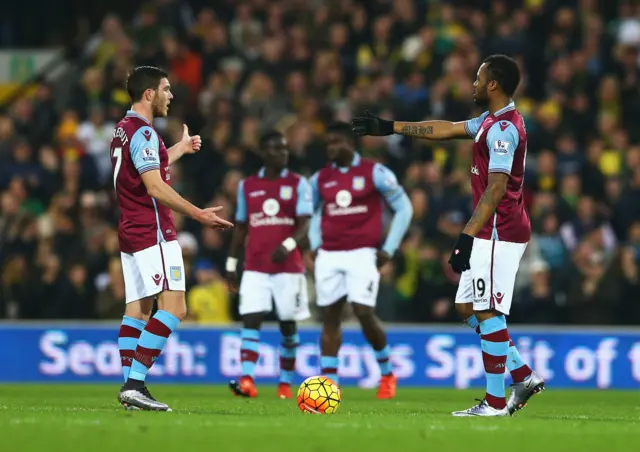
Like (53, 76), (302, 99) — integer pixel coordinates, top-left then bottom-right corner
(353, 55), (544, 416)
(111, 66), (233, 411)
(225, 131), (313, 399)
(308, 122), (413, 399)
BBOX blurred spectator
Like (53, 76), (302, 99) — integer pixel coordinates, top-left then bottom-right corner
(186, 258), (231, 323)
(0, 0), (638, 325)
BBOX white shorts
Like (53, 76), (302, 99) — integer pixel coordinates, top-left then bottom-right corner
(121, 240), (186, 304)
(314, 248), (379, 308)
(455, 238), (527, 315)
(239, 271), (310, 321)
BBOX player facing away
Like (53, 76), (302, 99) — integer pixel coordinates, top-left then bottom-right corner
(111, 66), (233, 411)
(226, 131), (314, 399)
(309, 122), (413, 399)
(353, 55), (544, 415)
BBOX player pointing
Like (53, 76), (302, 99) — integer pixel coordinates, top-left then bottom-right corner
(353, 55), (544, 415)
(309, 122), (413, 399)
(226, 131), (313, 399)
(111, 66), (233, 411)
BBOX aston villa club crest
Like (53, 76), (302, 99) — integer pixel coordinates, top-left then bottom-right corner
(280, 186), (293, 200)
(170, 266), (182, 282)
(352, 176), (365, 190)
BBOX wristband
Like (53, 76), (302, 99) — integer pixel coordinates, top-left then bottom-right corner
(225, 257), (238, 272)
(282, 237), (297, 252)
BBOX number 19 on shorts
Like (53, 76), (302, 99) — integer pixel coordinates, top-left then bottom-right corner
(472, 278), (486, 299)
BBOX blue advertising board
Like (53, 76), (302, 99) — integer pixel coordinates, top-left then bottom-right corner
(0, 324), (639, 389)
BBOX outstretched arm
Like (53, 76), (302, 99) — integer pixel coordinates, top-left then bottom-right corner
(353, 111), (489, 141)
(392, 120), (469, 140)
(131, 126), (231, 229)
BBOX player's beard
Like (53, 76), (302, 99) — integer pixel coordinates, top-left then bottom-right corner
(152, 98), (168, 117)
(473, 86), (489, 107)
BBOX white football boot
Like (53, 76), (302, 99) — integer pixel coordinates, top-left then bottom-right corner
(452, 399), (510, 417)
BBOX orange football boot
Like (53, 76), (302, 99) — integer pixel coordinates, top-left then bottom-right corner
(277, 383), (293, 399)
(376, 374), (397, 399)
(229, 376), (258, 397)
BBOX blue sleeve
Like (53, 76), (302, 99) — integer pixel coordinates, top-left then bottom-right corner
(308, 172), (322, 250)
(130, 126), (160, 174)
(309, 211), (322, 251)
(235, 180), (247, 223)
(296, 177), (314, 216)
(486, 121), (520, 174)
(373, 164), (413, 255)
(309, 172), (321, 210)
(373, 163), (404, 204)
(463, 111), (489, 138)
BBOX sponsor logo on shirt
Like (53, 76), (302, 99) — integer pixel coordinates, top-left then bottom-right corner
(249, 201), (295, 227)
(471, 165), (480, 176)
(327, 190), (368, 216)
(323, 181), (338, 188)
(499, 121), (509, 132)
(262, 198), (280, 216)
(335, 190), (352, 207)
(249, 190), (266, 198)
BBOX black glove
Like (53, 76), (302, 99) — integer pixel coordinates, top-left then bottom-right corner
(448, 233), (474, 274)
(352, 111), (394, 137)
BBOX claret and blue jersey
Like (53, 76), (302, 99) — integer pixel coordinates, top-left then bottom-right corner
(111, 110), (176, 253)
(464, 102), (531, 243)
(308, 153), (413, 255)
(235, 168), (313, 274)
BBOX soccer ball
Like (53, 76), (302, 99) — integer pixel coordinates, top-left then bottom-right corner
(297, 376), (341, 414)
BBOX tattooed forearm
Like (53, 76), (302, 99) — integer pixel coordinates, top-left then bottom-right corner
(463, 174), (508, 237)
(393, 120), (466, 140)
(400, 125), (433, 138)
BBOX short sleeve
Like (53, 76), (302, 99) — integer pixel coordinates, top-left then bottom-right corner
(463, 111), (490, 138)
(235, 180), (247, 223)
(295, 177), (314, 216)
(486, 121), (520, 174)
(130, 126), (160, 174)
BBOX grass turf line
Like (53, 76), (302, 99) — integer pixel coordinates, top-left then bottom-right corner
(0, 385), (638, 452)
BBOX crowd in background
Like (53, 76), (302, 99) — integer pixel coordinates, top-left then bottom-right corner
(1, 0), (640, 325)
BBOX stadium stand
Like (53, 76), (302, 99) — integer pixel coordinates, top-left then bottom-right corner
(0, 0), (639, 326)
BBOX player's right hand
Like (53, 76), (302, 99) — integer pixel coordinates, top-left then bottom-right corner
(352, 111), (394, 137)
(195, 206), (234, 230)
(225, 271), (239, 293)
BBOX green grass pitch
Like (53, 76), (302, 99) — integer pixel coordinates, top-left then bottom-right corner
(0, 385), (638, 451)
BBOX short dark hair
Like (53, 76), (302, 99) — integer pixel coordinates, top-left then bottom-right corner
(259, 130), (284, 148)
(326, 121), (356, 146)
(126, 66), (168, 101)
(483, 55), (520, 97)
